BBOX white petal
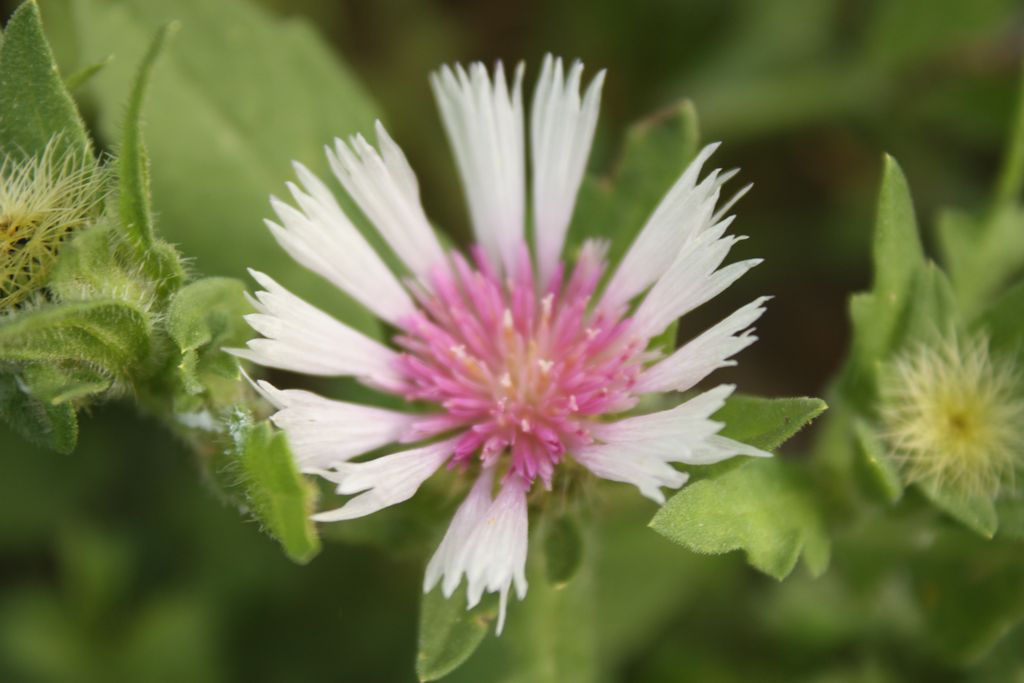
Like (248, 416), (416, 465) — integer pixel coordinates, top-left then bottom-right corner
(575, 385), (768, 501)
(431, 61), (525, 272)
(602, 143), (728, 310)
(629, 218), (761, 341)
(255, 380), (419, 469)
(425, 473), (529, 635)
(310, 437), (457, 522)
(591, 385), (734, 460)
(424, 467), (495, 597)
(573, 445), (689, 504)
(530, 55), (605, 285)
(635, 297), (770, 394)
(327, 122), (446, 278)
(690, 434), (771, 463)
(265, 163), (414, 326)
(228, 270), (404, 391)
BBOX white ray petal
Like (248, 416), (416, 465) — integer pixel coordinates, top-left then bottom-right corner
(602, 143), (729, 310)
(425, 467), (495, 597)
(690, 434), (772, 463)
(227, 270), (404, 391)
(629, 218), (761, 341)
(591, 385), (735, 460)
(265, 163), (414, 326)
(426, 472), (529, 635)
(327, 122), (446, 278)
(635, 297), (770, 394)
(458, 475), (529, 634)
(431, 61), (525, 272)
(577, 385), (769, 500)
(573, 446), (689, 504)
(310, 437), (458, 522)
(255, 380), (420, 469)
(530, 55), (605, 285)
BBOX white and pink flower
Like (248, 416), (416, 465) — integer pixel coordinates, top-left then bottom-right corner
(232, 56), (769, 633)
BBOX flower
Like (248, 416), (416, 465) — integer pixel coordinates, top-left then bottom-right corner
(880, 333), (1024, 500)
(232, 56), (769, 633)
(0, 138), (104, 309)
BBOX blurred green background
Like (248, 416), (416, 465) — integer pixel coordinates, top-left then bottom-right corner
(1, 0), (1023, 680)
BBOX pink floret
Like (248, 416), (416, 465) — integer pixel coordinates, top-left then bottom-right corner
(392, 240), (649, 488)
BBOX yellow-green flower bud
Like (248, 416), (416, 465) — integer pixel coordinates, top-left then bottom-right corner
(1, 138), (105, 309)
(880, 334), (1024, 500)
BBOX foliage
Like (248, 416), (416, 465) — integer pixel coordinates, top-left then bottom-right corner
(2, 0), (1024, 682)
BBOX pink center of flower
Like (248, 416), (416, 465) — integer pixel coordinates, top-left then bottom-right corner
(394, 241), (648, 486)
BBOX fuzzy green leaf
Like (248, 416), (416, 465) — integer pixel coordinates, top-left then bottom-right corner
(996, 497), (1024, 541)
(542, 511), (584, 587)
(852, 420), (903, 503)
(0, 373), (77, 453)
(899, 262), (958, 342)
(444, 527), (598, 683)
(841, 155), (926, 406)
(63, 55), (111, 91)
(650, 457), (830, 580)
(499, 545), (596, 683)
(20, 363), (110, 404)
(234, 417), (320, 564)
(113, 22), (187, 297)
(167, 277), (250, 396)
(994, 57), (1024, 207)
(0, 299), (151, 382)
(416, 587), (497, 682)
(569, 100), (700, 264)
(977, 276), (1024, 354)
(118, 22), (175, 249)
(918, 480), (998, 539)
(713, 394), (828, 452)
(911, 531), (1024, 663)
(937, 206), (1024, 317)
(49, 223), (154, 305)
(0, 1), (90, 161)
(867, 155), (926, 301)
(70, 0), (380, 334)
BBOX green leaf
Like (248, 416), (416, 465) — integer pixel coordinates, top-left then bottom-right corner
(996, 497), (1024, 541)
(899, 261), (957, 342)
(446, 528), (598, 683)
(713, 394), (829, 452)
(20, 363), (110, 404)
(590, 491), (738, 671)
(650, 457), (830, 580)
(49, 222), (155, 306)
(69, 0), (380, 334)
(63, 55), (111, 91)
(852, 419), (903, 504)
(0, 373), (77, 453)
(119, 22), (175, 249)
(865, 0), (1019, 71)
(994, 57), (1024, 207)
(569, 100), (700, 264)
(233, 415), (320, 564)
(866, 154), (926, 340)
(542, 511), (584, 587)
(0, 299), (151, 382)
(416, 587), (496, 682)
(977, 276), (1024, 353)
(0, 0), (90, 161)
(840, 155), (926, 406)
(937, 205), (1024, 317)
(500, 548), (596, 683)
(918, 480), (998, 539)
(167, 277), (250, 396)
(911, 530), (1024, 663)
